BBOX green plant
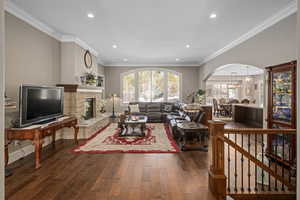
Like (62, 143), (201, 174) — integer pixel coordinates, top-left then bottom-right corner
(187, 89), (206, 103)
(85, 72), (97, 84)
(196, 89), (206, 96)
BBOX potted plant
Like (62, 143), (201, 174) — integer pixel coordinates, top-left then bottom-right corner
(187, 89), (206, 104)
(196, 89), (206, 104)
(85, 72), (97, 86)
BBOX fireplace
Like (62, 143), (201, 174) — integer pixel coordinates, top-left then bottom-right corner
(83, 98), (96, 120)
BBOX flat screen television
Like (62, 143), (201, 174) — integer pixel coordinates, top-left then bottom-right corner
(19, 85), (64, 127)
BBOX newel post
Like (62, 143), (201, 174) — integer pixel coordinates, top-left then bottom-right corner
(208, 120), (226, 200)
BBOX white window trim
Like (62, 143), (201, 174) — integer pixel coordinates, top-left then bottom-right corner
(120, 68), (182, 104)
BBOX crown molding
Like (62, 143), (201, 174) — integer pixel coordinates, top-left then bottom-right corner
(5, 1), (99, 57)
(199, 0), (297, 66)
(96, 58), (105, 66)
(5, 0), (62, 40)
(60, 35), (98, 56)
(104, 63), (201, 67)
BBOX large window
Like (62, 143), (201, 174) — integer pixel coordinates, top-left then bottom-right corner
(123, 73), (136, 103)
(122, 69), (181, 103)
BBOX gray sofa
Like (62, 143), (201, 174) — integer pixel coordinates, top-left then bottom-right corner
(128, 102), (180, 123)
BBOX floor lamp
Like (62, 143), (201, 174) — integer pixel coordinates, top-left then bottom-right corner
(110, 94), (117, 118)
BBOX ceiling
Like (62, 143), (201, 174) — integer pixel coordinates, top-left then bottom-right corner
(212, 64), (264, 76)
(9, 0), (295, 66)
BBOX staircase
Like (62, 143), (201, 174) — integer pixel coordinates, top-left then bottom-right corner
(208, 121), (296, 200)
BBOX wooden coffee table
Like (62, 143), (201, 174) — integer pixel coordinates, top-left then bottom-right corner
(119, 116), (148, 137)
(177, 121), (208, 151)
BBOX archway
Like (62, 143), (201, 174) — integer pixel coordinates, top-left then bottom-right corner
(205, 64), (265, 119)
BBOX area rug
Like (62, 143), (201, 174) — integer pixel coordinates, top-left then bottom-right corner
(72, 123), (180, 153)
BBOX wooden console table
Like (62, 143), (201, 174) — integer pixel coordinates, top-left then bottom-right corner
(6, 117), (79, 169)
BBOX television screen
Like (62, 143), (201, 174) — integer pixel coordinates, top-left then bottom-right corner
(20, 85), (64, 127)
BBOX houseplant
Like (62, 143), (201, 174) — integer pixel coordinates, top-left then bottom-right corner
(85, 72), (97, 86)
(187, 89), (206, 104)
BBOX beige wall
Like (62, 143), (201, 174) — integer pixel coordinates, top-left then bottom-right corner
(199, 13), (297, 88)
(60, 42), (98, 84)
(5, 12), (61, 154)
(0, 0), (5, 198)
(98, 64), (105, 75)
(5, 12), (61, 101)
(104, 66), (199, 103)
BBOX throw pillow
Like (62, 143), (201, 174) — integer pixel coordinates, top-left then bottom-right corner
(129, 104), (140, 113)
(163, 104), (173, 112)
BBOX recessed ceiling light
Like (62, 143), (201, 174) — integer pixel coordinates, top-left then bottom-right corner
(112, 44), (118, 49)
(176, 58), (180, 61)
(210, 13), (217, 19)
(185, 44), (190, 48)
(123, 58), (128, 62)
(87, 13), (95, 18)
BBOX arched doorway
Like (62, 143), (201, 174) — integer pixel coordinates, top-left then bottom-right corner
(205, 64), (264, 120)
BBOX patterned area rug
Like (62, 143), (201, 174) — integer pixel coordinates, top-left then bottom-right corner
(72, 123), (179, 153)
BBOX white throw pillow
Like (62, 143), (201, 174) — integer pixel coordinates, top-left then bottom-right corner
(129, 104), (140, 113)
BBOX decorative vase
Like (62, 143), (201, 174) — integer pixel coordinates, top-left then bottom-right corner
(197, 95), (205, 104)
(80, 76), (86, 85)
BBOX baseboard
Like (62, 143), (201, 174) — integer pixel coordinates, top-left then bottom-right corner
(8, 134), (63, 165)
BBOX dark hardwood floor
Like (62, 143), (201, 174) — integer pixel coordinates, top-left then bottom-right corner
(5, 140), (216, 200)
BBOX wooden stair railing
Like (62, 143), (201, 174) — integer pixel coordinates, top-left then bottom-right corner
(208, 121), (297, 200)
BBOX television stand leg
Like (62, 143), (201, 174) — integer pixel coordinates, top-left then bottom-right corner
(52, 132), (56, 148)
(33, 136), (43, 169)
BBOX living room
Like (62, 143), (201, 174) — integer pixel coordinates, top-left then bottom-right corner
(1, 0), (300, 200)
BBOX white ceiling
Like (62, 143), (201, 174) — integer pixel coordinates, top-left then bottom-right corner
(9, 0), (296, 66)
(212, 64), (264, 76)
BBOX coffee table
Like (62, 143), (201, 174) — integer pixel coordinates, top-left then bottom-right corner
(177, 121), (209, 151)
(119, 116), (148, 137)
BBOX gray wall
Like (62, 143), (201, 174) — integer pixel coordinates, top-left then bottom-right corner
(5, 12), (61, 153)
(60, 42), (98, 84)
(5, 12), (61, 101)
(199, 13), (297, 88)
(104, 66), (199, 102)
(0, 0), (5, 197)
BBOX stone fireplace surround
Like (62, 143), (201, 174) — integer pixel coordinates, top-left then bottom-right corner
(57, 84), (110, 139)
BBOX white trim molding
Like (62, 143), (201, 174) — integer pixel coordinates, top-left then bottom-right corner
(5, 1), (99, 57)
(5, 0), (62, 40)
(105, 63), (201, 67)
(199, 0), (297, 65)
(60, 35), (98, 57)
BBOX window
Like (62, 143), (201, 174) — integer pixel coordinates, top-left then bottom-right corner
(168, 72), (180, 101)
(123, 73), (136, 103)
(228, 88), (238, 98)
(121, 69), (181, 103)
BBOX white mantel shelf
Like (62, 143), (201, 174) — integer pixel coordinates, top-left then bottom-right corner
(78, 85), (103, 93)
(57, 84), (104, 93)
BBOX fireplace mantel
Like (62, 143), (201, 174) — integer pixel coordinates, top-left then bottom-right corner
(57, 84), (103, 93)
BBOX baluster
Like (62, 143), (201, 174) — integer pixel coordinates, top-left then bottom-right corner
(281, 133), (285, 191)
(228, 133), (231, 192)
(254, 133), (258, 191)
(274, 135), (278, 191)
(241, 133), (244, 192)
(234, 132), (237, 192)
(261, 134), (264, 191)
(268, 145), (271, 191)
(288, 147), (291, 186)
(247, 133), (251, 192)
